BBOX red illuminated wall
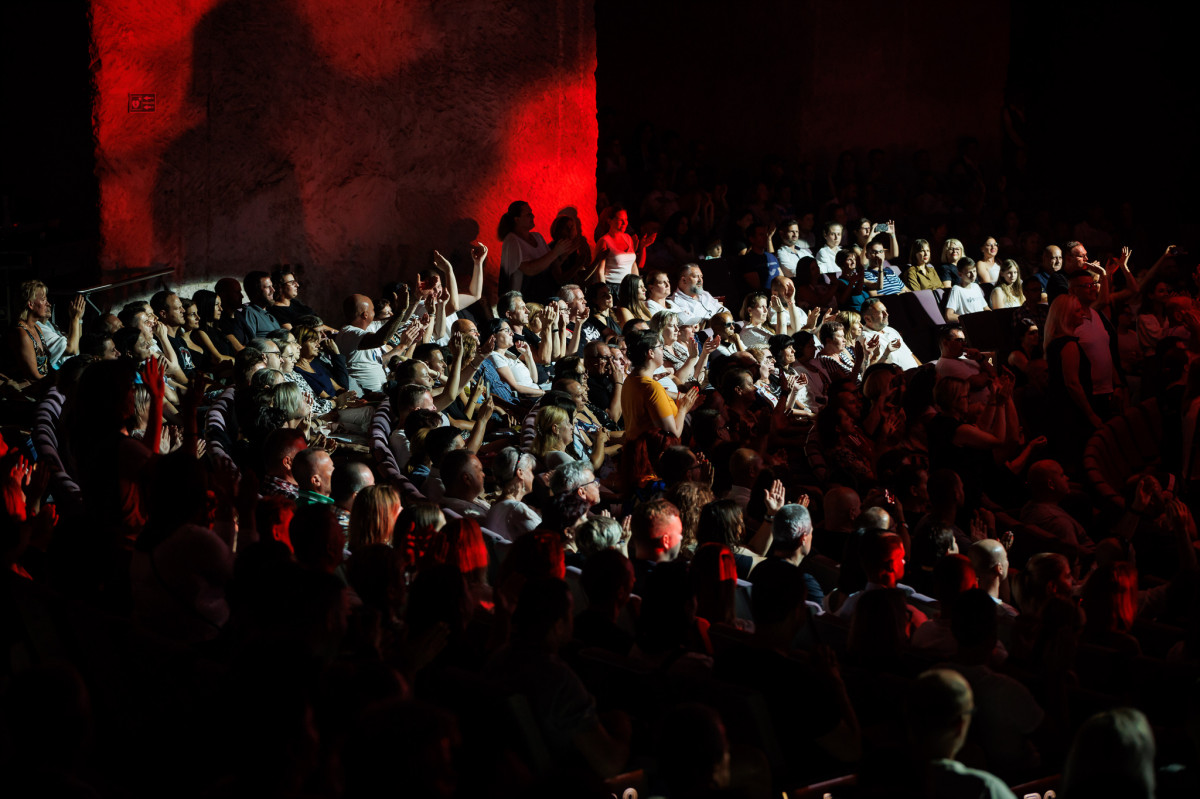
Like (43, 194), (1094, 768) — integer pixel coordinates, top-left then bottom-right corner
(92, 0), (597, 313)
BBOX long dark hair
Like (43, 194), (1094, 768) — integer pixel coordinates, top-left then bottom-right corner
(497, 200), (529, 240)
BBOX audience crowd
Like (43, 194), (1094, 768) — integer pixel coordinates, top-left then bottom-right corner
(4, 138), (1200, 799)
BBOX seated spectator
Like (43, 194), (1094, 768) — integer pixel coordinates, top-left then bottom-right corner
(837, 531), (931, 626)
(438, 449), (490, 520)
(968, 539), (1018, 617)
(715, 558), (861, 781)
(486, 577), (631, 777)
(628, 498), (683, 595)
(1061, 708), (1156, 799)
(696, 499), (764, 581)
(944, 258), (990, 323)
(947, 589), (1046, 780)
(1020, 460), (1094, 556)
(1080, 561), (1142, 655)
(912, 553), (981, 661)
(864, 234), (909, 297)
(485, 447), (541, 541)
(348, 485), (401, 552)
(574, 547), (636, 655)
(903, 669), (1018, 799)
(758, 502), (825, 605)
(668, 263), (727, 327)
(336, 292), (407, 394)
(574, 514), (626, 560)
(860, 299), (921, 371)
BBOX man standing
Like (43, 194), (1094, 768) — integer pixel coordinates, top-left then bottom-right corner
(336, 292), (406, 394)
(861, 299), (921, 370)
(668, 264), (727, 327)
(1065, 256), (1123, 418)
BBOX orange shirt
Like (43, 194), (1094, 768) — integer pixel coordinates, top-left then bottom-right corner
(621, 376), (678, 441)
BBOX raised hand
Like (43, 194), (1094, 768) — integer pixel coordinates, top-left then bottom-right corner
(702, 335), (720, 355)
(141, 356), (166, 400)
(679, 385), (701, 411)
(70, 295), (86, 321)
(471, 241), (488, 264)
(763, 479), (786, 515)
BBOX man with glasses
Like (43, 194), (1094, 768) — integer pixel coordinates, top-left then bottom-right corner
(584, 340), (624, 423)
(269, 266), (315, 328)
(864, 234), (909, 296)
(1065, 249), (1123, 418)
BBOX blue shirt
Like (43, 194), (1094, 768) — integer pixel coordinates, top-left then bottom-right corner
(866, 268), (906, 296)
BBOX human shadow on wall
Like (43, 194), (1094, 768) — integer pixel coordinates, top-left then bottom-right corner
(152, 0), (313, 285)
(150, 0), (560, 314)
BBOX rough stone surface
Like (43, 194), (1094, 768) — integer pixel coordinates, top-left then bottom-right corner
(93, 0), (597, 317)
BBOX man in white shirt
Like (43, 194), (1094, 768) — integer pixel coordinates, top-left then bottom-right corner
(336, 293), (406, 394)
(668, 263), (727, 326)
(774, 217), (813, 278)
(934, 325), (994, 403)
(860, 299), (921, 371)
(815, 222), (843, 278)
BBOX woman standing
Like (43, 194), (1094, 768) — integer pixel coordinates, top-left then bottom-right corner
(498, 201), (575, 295)
(588, 205), (654, 295)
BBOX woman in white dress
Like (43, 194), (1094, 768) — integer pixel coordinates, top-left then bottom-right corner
(498, 200), (575, 294)
(587, 205), (654, 294)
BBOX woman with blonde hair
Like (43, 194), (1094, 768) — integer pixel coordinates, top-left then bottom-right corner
(348, 484), (402, 551)
(531, 405), (574, 462)
(938, 238), (966, 287)
(989, 259), (1025, 310)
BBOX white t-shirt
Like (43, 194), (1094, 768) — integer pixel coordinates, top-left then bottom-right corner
(487, 351), (539, 391)
(776, 244), (813, 278)
(945, 284), (989, 316)
(337, 321), (387, 393)
(485, 499), (542, 542)
(862, 326), (920, 371)
(815, 245), (842, 277)
(500, 232), (549, 293)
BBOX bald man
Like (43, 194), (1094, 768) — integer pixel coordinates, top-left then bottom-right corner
(335, 292), (406, 393)
(969, 539), (1018, 617)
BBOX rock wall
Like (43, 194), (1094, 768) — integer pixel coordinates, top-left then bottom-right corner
(92, 0), (597, 316)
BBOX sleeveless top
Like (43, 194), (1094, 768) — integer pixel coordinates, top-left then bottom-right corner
(602, 239), (638, 285)
(18, 322), (48, 376)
